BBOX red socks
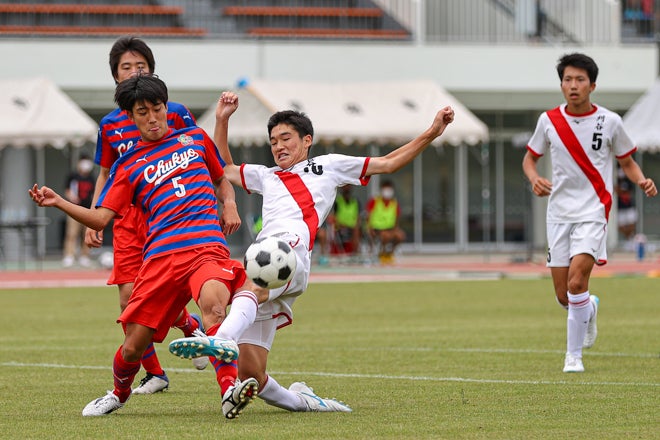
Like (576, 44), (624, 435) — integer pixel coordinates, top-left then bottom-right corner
(112, 346), (140, 403)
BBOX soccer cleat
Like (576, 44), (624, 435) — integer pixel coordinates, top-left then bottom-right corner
(82, 391), (126, 416)
(289, 382), (352, 412)
(222, 377), (259, 419)
(583, 295), (599, 349)
(132, 373), (169, 394)
(169, 332), (239, 363)
(62, 256), (74, 268)
(563, 354), (585, 373)
(189, 315), (209, 370)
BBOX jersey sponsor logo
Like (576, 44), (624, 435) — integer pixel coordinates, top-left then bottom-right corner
(144, 148), (200, 185)
(136, 155), (148, 163)
(114, 129), (124, 138)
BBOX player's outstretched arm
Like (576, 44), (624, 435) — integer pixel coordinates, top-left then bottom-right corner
(213, 91), (241, 186)
(28, 183), (115, 231)
(365, 106), (454, 176)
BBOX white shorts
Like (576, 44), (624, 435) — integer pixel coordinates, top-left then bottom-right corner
(617, 208), (638, 227)
(238, 318), (277, 351)
(238, 233), (311, 350)
(546, 222), (607, 267)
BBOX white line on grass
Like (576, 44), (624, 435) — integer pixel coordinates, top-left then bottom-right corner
(289, 346), (658, 359)
(405, 347), (659, 358)
(2, 361), (657, 387)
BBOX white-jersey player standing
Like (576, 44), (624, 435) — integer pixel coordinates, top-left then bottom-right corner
(523, 52), (657, 373)
(196, 92), (454, 417)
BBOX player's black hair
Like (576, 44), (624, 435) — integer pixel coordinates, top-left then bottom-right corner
(114, 74), (168, 113)
(556, 53), (599, 83)
(267, 110), (314, 140)
(109, 36), (156, 84)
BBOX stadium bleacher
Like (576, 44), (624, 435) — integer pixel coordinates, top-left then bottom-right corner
(0, 0), (409, 40)
(0, 1), (205, 38)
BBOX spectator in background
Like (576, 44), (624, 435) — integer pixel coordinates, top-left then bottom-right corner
(616, 166), (638, 241)
(366, 180), (406, 264)
(315, 186), (362, 264)
(332, 185), (362, 258)
(62, 154), (96, 267)
(623, 0), (654, 36)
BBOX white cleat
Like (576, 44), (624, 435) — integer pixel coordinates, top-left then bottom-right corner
(289, 382), (352, 412)
(563, 354), (585, 373)
(222, 377), (259, 419)
(82, 391), (127, 416)
(132, 373), (169, 394)
(583, 295), (599, 349)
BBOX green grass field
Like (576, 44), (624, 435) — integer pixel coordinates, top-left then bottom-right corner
(0, 277), (658, 439)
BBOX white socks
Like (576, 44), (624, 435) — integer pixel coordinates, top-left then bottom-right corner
(216, 290), (258, 341)
(566, 291), (592, 358)
(258, 375), (307, 411)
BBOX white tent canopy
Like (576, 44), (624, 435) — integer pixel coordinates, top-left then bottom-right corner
(198, 79), (488, 147)
(0, 77), (97, 149)
(623, 77), (660, 153)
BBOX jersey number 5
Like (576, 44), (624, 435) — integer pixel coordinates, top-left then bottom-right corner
(591, 132), (603, 151)
(172, 176), (186, 197)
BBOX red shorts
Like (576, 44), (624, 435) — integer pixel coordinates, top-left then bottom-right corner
(107, 205), (147, 285)
(117, 246), (247, 343)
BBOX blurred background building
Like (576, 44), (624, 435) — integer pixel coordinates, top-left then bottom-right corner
(1, 0), (659, 264)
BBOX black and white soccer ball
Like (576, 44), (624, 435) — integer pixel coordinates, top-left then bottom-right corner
(244, 236), (297, 289)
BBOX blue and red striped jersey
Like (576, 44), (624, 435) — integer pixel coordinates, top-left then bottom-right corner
(98, 127), (227, 261)
(95, 101), (196, 169)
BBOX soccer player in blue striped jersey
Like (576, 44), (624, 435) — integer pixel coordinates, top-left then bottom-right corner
(84, 36), (219, 393)
(29, 74), (259, 417)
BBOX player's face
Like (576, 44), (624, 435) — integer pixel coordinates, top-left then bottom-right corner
(114, 51), (150, 83)
(128, 100), (168, 143)
(269, 123), (312, 169)
(560, 65), (595, 113)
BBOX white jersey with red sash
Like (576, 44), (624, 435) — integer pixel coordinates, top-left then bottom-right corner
(239, 154), (370, 327)
(526, 104), (636, 223)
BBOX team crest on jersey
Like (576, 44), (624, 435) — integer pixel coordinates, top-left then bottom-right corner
(178, 134), (194, 146)
(303, 158), (323, 175)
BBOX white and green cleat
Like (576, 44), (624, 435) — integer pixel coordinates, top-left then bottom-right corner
(169, 330), (238, 363)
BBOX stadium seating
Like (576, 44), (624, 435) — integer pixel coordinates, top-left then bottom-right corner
(247, 27), (409, 39)
(0, 1), (409, 40)
(223, 6), (384, 18)
(0, 2), (206, 38)
(221, 2), (410, 41)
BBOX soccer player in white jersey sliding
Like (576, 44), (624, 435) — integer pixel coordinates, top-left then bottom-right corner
(171, 92), (454, 416)
(522, 53), (657, 373)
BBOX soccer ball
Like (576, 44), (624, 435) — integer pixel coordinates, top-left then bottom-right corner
(244, 236), (297, 289)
